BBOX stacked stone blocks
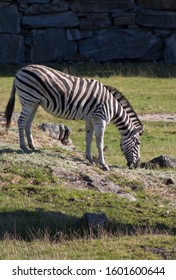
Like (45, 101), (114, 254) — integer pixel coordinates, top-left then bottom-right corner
(1, 0), (176, 64)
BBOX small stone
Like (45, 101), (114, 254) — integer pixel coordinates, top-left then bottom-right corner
(163, 178), (175, 185)
(141, 155), (176, 169)
(38, 123), (73, 146)
(82, 212), (107, 229)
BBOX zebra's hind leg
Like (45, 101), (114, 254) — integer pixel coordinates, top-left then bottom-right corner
(18, 114), (30, 153)
(94, 119), (109, 171)
(18, 104), (38, 152)
(25, 105), (39, 150)
(85, 120), (94, 164)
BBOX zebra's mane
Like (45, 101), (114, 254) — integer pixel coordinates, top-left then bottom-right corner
(105, 85), (143, 133)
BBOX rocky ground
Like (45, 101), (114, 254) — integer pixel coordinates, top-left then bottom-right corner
(0, 112), (176, 211)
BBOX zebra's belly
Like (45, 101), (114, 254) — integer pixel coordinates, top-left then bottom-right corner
(40, 101), (87, 121)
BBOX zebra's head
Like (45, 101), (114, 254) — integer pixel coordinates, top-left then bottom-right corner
(120, 127), (144, 169)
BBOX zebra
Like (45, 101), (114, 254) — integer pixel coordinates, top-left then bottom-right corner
(5, 64), (144, 171)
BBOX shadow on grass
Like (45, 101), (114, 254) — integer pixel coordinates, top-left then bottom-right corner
(0, 148), (24, 155)
(0, 209), (175, 242)
(0, 148), (43, 155)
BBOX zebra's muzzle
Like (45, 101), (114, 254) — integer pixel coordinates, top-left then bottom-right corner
(127, 158), (140, 169)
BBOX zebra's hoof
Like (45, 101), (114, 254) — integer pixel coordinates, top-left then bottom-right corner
(21, 147), (30, 153)
(88, 161), (96, 167)
(101, 164), (110, 171)
(32, 149), (41, 153)
(29, 145), (36, 151)
(86, 156), (94, 164)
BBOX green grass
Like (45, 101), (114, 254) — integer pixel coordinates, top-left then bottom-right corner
(68, 120), (176, 166)
(0, 63), (176, 259)
(0, 235), (175, 260)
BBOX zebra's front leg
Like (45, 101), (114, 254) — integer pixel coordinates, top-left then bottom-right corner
(94, 119), (109, 171)
(25, 128), (36, 150)
(85, 120), (94, 164)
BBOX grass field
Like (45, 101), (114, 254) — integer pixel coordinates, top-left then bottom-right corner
(0, 63), (176, 259)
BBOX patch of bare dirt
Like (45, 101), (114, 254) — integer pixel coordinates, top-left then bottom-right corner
(139, 113), (176, 122)
(51, 166), (136, 201)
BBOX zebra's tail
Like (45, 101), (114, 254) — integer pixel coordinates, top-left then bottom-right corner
(5, 79), (16, 129)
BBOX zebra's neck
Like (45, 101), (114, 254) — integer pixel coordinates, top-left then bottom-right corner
(112, 102), (135, 137)
(105, 85), (143, 132)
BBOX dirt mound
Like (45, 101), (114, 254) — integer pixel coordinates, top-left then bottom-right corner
(51, 166), (136, 201)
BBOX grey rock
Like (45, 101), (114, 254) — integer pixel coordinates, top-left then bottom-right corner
(81, 212), (107, 229)
(136, 0), (176, 10)
(0, 35), (24, 63)
(21, 11), (79, 28)
(18, 4), (28, 13)
(141, 155), (176, 169)
(162, 178), (175, 185)
(113, 12), (136, 26)
(11, 112), (21, 123)
(71, 0), (135, 12)
(164, 34), (176, 64)
(18, 0), (49, 3)
(118, 192), (137, 201)
(67, 29), (93, 41)
(79, 29), (163, 62)
(136, 11), (176, 29)
(154, 29), (171, 38)
(0, 4), (20, 34)
(39, 123), (72, 145)
(31, 29), (77, 63)
(24, 3), (68, 15)
(80, 14), (111, 30)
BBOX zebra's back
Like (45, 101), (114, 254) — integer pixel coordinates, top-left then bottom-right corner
(15, 65), (114, 121)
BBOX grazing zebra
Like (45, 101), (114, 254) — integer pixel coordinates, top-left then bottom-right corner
(5, 64), (144, 170)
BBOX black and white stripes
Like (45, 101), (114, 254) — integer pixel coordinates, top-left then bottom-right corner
(5, 64), (144, 170)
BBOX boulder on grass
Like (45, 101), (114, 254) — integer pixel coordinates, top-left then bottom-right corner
(81, 212), (107, 230)
(39, 123), (72, 146)
(141, 155), (176, 169)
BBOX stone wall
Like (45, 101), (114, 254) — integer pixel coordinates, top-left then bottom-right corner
(1, 0), (176, 64)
